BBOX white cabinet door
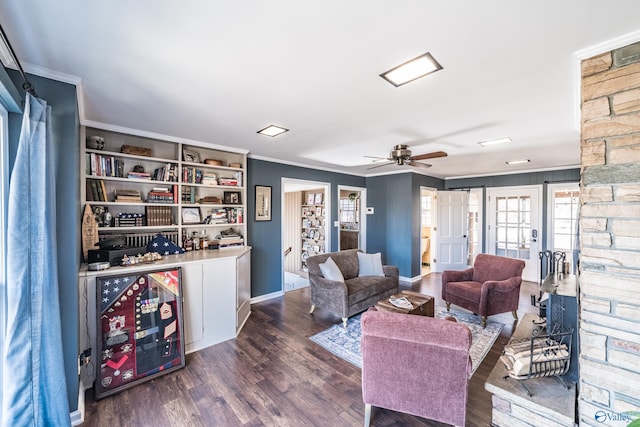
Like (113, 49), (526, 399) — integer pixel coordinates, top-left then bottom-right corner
(236, 250), (251, 331)
(182, 263), (204, 351)
(203, 258), (236, 344)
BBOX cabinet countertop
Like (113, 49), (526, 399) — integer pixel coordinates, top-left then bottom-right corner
(80, 246), (251, 276)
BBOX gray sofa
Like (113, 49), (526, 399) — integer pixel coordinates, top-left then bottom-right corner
(306, 249), (399, 327)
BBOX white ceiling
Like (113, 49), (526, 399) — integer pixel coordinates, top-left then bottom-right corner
(2, 1), (640, 178)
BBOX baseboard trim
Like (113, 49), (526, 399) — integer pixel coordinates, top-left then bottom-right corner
(70, 384), (85, 426)
(400, 275), (423, 283)
(251, 290), (283, 304)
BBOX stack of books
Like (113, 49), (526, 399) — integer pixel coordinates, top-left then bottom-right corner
(209, 208), (229, 224)
(217, 229), (244, 250)
(218, 176), (239, 186)
(147, 186), (176, 204)
(183, 167), (203, 184)
(218, 235), (244, 250)
(115, 189), (142, 203)
(201, 172), (218, 186)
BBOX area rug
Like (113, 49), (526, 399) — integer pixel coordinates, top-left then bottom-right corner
(309, 307), (503, 377)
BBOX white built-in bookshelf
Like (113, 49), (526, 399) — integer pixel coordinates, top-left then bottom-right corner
(80, 126), (248, 252)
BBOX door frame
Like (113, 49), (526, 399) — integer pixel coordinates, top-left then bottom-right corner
(337, 185), (366, 251)
(486, 184), (543, 282)
(419, 187), (437, 275)
(281, 178), (331, 292)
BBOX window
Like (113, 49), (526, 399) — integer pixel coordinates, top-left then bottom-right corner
(548, 183), (580, 253)
(339, 198), (357, 224)
(421, 194), (432, 226)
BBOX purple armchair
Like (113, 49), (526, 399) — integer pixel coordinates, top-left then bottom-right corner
(442, 253), (525, 328)
(361, 309), (472, 427)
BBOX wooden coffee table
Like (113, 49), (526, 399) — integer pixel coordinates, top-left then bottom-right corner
(375, 290), (434, 317)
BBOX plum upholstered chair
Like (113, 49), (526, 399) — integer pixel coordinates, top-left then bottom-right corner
(442, 253), (525, 328)
(361, 309), (472, 427)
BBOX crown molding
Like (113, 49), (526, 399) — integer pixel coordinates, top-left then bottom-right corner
(444, 164), (581, 181)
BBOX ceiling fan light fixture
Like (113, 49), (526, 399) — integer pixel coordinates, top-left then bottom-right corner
(257, 125), (289, 137)
(478, 137), (512, 147)
(506, 159), (531, 165)
(380, 52), (443, 87)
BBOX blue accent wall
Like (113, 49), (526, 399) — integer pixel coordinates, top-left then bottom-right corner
(247, 159), (365, 297)
(7, 72), (80, 412)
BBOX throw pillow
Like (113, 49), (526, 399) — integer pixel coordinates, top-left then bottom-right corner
(357, 252), (385, 277)
(319, 257), (345, 282)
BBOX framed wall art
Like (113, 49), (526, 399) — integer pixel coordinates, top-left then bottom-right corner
(255, 185), (272, 221)
(224, 191), (242, 205)
(95, 267), (185, 399)
(182, 149), (201, 163)
(181, 207), (201, 224)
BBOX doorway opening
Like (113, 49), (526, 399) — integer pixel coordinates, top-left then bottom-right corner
(420, 188), (436, 276)
(338, 186), (366, 251)
(281, 178), (331, 292)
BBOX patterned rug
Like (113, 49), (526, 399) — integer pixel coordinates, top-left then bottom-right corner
(309, 307), (503, 377)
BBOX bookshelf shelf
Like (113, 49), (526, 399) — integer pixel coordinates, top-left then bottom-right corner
(81, 127), (248, 256)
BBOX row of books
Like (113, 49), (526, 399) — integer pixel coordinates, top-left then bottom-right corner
(153, 164), (178, 182)
(87, 179), (109, 201)
(86, 153), (125, 178)
(204, 207), (243, 224)
(218, 234), (244, 250)
(145, 206), (174, 226)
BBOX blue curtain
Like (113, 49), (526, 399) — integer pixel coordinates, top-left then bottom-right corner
(2, 94), (70, 426)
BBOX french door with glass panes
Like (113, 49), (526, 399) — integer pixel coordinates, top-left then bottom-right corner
(487, 186), (542, 282)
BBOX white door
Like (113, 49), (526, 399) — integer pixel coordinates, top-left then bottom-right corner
(487, 186), (542, 282)
(434, 191), (469, 272)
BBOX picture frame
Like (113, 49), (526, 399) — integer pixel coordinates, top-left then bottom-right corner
(181, 207), (201, 224)
(95, 267), (185, 399)
(315, 207), (322, 216)
(307, 193), (315, 206)
(314, 192), (323, 205)
(182, 149), (201, 163)
(255, 185), (272, 221)
(224, 191), (242, 205)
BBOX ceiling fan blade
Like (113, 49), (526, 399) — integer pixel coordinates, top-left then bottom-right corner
(409, 161), (432, 169)
(410, 151), (448, 161)
(366, 161), (393, 170)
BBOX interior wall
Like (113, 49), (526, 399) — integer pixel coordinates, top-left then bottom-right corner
(247, 159), (364, 297)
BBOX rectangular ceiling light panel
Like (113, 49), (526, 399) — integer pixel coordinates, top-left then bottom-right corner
(380, 52), (443, 87)
(258, 125), (289, 137)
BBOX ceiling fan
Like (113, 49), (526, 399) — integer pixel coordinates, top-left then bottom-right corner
(366, 144), (448, 170)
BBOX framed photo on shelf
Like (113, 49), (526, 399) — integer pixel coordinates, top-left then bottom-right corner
(307, 193), (315, 206)
(255, 185), (272, 221)
(314, 192), (323, 205)
(181, 207), (201, 224)
(224, 191), (241, 205)
(315, 207), (322, 216)
(182, 149), (201, 163)
(95, 267), (185, 399)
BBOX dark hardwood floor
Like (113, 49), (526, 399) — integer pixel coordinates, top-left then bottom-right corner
(82, 274), (539, 427)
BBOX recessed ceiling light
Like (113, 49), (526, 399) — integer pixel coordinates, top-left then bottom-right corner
(506, 159), (531, 165)
(478, 137), (512, 147)
(380, 52), (443, 87)
(257, 125), (289, 137)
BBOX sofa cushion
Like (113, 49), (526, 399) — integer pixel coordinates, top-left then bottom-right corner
(357, 252), (384, 277)
(446, 281), (482, 304)
(346, 276), (396, 305)
(318, 257), (345, 282)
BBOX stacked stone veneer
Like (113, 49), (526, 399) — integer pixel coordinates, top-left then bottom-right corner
(579, 42), (640, 426)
